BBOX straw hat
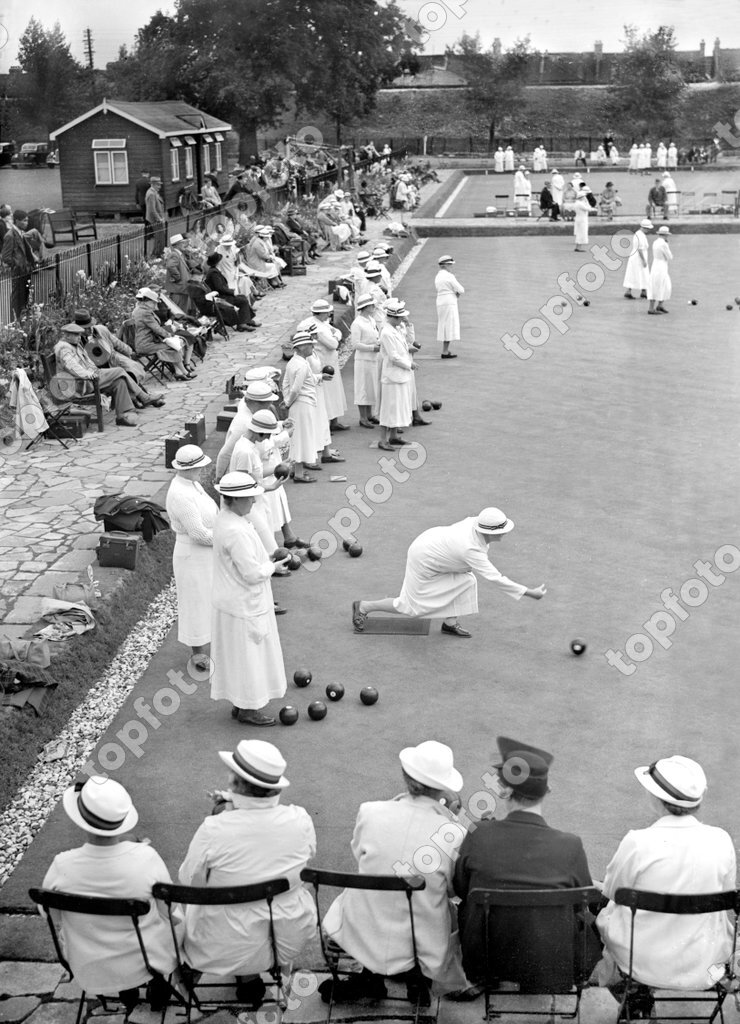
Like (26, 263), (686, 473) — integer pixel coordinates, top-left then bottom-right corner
(62, 777), (138, 837)
(399, 741), (463, 792)
(215, 471), (264, 497)
(219, 739), (290, 789)
(476, 507), (515, 535)
(634, 756), (706, 808)
(171, 444), (211, 471)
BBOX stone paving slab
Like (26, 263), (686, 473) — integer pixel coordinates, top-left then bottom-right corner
(0, 962), (63, 996)
(0, 998), (41, 1022)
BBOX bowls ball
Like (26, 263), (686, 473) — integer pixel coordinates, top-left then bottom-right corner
(583, 300), (590, 307)
(421, 400), (433, 412)
(288, 552), (303, 570)
(348, 542), (363, 558)
(322, 365), (335, 376)
(326, 683), (345, 701)
(735, 298), (740, 305)
(689, 300), (698, 306)
(430, 401), (442, 411)
(342, 539), (354, 552)
(293, 669), (312, 688)
(360, 686), (379, 705)
(727, 305), (734, 311)
(570, 639), (587, 656)
(273, 462), (290, 480)
(307, 546), (323, 562)
(272, 546), (290, 562)
(307, 700), (328, 721)
(279, 705), (299, 725)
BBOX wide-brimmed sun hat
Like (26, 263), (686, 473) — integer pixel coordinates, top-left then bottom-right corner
(356, 293), (375, 310)
(311, 298), (334, 315)
(640, 219), (654, 229)
(172, 444), (211, 471)
(245, 380), (278, 401)
(476, 507), (515, 535)
(62, 777), (139, 836)
(215, 471), (264, 497)
(371, 247), (389, 260)
(219, 739), (290, 789)
(365, 263), (382, 278)
(243, 367), (271, 383)
(249, 409), (278, 434)
(658, 226), (670, 235)
(438, 255), (455, 265)
(400, 740), (463, 793)
(634, 756), (706, 808)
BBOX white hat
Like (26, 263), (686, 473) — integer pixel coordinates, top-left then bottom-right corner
(476, 507), (515, 535)
(296, 318), (319, 335)
(218, 235), (238, 247)
(634, 756), (706, 808)
(215, 471), (264, 497)
(136, 287), (159, 303)
(640, 219), (654, 229)
(62, 777), (138, 836)
(171, 444), (211, 471)
(243, 367), (271, 383)
(245, 380), (278, 401)
(219, 739), (290, 789)
(249, 409), (278, 434)
(400, 741), (463, 793)
(356, 293), (375, 310)
(311, 298), (334, 315)
(291, 330), (315, 348)
(658, 225), (670, 235)
(365, 263), (382, 278)
(257, 225), (273, 236)
(385, 299), (409, 318)
(438, 255), (455, 266)
(357, 252), (371, 264)
(371, 247), (389, 260)
(334, 189), (345, 198)
(169, 233), (186, 245)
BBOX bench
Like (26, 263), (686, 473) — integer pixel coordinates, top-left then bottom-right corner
(48, 208), (98, 246)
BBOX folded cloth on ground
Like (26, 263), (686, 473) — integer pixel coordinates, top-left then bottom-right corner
(34, 599), (95, 641)
(93, 494), (170, 541)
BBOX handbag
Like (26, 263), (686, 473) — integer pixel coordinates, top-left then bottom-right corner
(0, 636), (51, 668)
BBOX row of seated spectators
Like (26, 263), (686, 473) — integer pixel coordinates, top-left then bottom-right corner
(35, 736), (737, 1020)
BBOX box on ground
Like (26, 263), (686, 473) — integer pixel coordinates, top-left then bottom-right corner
(165, 431), (192, 468)
(185, 414), (206, 445)
(97, 531), (143, 570)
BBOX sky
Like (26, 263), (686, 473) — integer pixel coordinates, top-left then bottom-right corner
(0, 0), (739, 72)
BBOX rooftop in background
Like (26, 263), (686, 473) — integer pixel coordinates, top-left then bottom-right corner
(50, 99), (232, 140)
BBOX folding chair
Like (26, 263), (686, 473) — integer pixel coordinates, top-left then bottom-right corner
(153, 878), (291, 1024)
(468, 886), (602, 1023)
(700, 192), (719, 214)
(679, 191), (697, 214)
(41, 351), (104, 432)
(28, 886), (183, 1024)
(613, 887), (740, 1024)
(720, 190), (738, 216)
(300, 867), (438, 1024)
(10, 368), (74, 451)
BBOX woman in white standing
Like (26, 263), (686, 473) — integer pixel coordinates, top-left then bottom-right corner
(623, 219), (652, 300)
(210, 471), (288, 726)
(513, 166), (528, 212)
(166, 444), (218, 671)
(628, 144), (639, 174)
(435, 254), (465, 359)
(647, 226), (673, 316)
(662, 170), (679, 216)
(352, 293), (380, 428)
(310, 298), (349, 432)
(573, 183), (592, 252)
(494, 147), (505, 173)
(503, 146), (515, 172)
(378, 301), (415, 452)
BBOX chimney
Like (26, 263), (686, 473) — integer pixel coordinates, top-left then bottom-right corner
(713, 37), (722, 80)
(594, 40), (603, 57)
(699, 39), (705, 58)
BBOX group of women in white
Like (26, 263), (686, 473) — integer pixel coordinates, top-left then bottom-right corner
(622, 219), (674, 314)
(493, 145), (548, 173)
(628, 142), (678, 173)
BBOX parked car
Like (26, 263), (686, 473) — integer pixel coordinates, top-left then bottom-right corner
(0, 142), (16, 167)
(11, 143), (51, 167)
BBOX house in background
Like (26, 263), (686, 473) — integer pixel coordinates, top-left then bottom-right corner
(50, 99), (232, 217)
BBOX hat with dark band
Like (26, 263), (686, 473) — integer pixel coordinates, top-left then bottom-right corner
(219, 739), (290, 789)
(214, 471), (264, 497)
(476, 507), (515, 535)
(171, 444), (211, 471)
(62, 777), (138, 836)
(249, 409), (278, 434)
(634, 756), (706, 807)
(356, 293), (375, 310)
(438, 255), (455, 266)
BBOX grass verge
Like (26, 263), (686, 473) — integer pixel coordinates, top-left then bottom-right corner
(0, 531), (176, 812)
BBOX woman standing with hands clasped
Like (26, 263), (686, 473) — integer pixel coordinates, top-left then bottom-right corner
(165, 444), (219, 672)
(351, 293), (381, 427)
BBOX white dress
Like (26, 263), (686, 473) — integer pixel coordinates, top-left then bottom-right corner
(313, 321), (347, 420)
(573, 196), (591, 245)
(210, 508), (287, 709)
(622, 229), (650, 292)
(378, 322), (413, 428)
(550, 173), (564, 207)
(503, 147), (514, 171)
(229, 437), (278, 555)
(282, 355), (318, 464)
(628, 145), (639, 171)
(647, 236), (672, 302)
(351, 314), (380, 406)
(667, 145), (678, 170)
(663, 175), (679, 214)
(308, 351), (332, 448)
(393, 518), (526, 618)
(513, 170), (528, 210)
(435, 269), (464, 342)
(656, 144), (667, 169)
(216, 398), (253, 480)
(256, 435), (291, 531)
(494, 149), (505, 173)
(166, 475), (218, 646)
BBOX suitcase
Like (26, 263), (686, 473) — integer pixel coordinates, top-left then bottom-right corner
(165, 431), (192, 468)
(57, 413), (91, 438)
(97, 531), (143, 570)
(216, 412), (236, 432)
(185, 414), (206, 445)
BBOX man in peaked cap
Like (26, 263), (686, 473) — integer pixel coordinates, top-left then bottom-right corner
(454, 737), (598, 993)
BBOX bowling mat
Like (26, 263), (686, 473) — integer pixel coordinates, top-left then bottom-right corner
(360, 617), (432, 635)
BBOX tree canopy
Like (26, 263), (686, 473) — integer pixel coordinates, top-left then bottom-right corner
(16, 19), (85, 135)
(607, 25), (687, 138)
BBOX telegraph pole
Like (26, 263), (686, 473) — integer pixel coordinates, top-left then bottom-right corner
(83, 29), (95, 103)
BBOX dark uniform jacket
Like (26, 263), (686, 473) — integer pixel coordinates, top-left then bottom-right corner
(453, 811), (599, 992)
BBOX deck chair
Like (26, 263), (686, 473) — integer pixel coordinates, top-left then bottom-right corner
(40, 351), (104, 432)
(29, 887), (183, 1024)
(301, 867), (438, 1024)
(9, 368), (72, 451)
(47, 209), (77, 245)
(152, 878), (291, 1024)
(613, 887), (740, 1024)
(72, 209), (97, 241)
(468, 886), (603, 1023)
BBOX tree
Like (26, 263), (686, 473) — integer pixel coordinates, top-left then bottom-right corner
(451, 34), (532, 152)
(288, 0), (408, 144)
(608, 26), (686, 138)
(16, 19), (86, 134)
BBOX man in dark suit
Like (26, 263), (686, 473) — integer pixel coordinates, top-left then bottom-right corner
(1, 209), (37, 318)
(134, 170), (150, 218)
(454, 737), (599, 994)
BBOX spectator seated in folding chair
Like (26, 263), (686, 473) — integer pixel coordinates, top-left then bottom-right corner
(54, 322), (162, 428)
(316, 741), (472, 1008)
(73, 308), (163, 402)
(175, 740), (317, 1010)
(157, 290), (210, 362)
(272, 219), (309, 269)
(454, 737), (601, 1004)
(185, 268), (231, 338)
(31, 777), (182, 1018)
(204, 253), (259, 333)
(285, 204), (323, 259)
(132, 287), (196, 382)
(595, 754), (737, 1022)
